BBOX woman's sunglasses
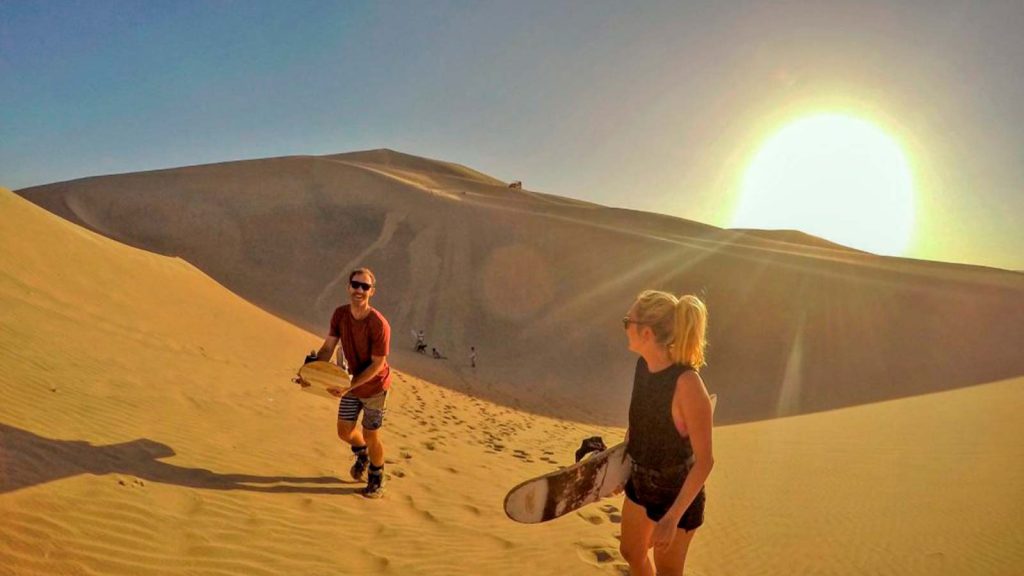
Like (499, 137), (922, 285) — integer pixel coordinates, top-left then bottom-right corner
(350, 280), (373, 292)
(622, 317), (646, 330)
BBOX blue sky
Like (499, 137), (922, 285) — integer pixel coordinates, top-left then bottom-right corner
(2, 1), (1022, 270)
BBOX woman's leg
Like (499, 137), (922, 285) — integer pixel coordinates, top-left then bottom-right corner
(651, 527), (696, 576)
(619, 496), (655, 576)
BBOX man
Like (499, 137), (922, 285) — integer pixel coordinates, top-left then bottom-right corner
(314, 267), (392, 498)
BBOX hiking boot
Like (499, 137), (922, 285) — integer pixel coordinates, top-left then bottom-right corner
(362, 472), (385, 499)
(350, 455), (369, 482)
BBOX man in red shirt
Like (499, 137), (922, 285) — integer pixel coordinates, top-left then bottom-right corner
(314, 267), (392, 498)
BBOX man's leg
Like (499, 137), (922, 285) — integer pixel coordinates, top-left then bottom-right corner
(363, 427), (384, 467)
(337, 396), (368, 481)
(336, 418), (365, 447)
(359, 393), (388, 498)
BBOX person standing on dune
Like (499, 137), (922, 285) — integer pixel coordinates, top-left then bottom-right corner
(619, 290), (715, 576)
(313, 267), (392, 499)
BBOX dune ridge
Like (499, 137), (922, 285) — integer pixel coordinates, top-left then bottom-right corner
(16, 149), (1024, 426)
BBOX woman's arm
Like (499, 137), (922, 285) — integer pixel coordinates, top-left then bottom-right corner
(652, 371), (714, 548)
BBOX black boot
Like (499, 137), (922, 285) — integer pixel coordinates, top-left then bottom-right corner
(361, 464), (385, 499)
(350, 446), (369, 481)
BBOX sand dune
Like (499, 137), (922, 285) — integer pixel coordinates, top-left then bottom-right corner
(0, 188), (620, 575)
(17, 150), (1024, 427)
(3, 187), (1022, 575)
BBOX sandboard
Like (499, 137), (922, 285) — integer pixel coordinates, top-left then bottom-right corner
(504, 394), (716, 523)
(295, 361), (352, 400)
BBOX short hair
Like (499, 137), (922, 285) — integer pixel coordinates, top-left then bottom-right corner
(349, 267), (376, 285)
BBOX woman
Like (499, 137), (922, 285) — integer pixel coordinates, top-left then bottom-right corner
(619, 290), (714, 576)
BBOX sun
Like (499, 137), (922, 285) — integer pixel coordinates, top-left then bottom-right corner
(731, 113), (914, 256)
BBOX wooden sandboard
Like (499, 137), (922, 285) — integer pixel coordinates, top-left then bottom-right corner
(295, 361), (352, 400)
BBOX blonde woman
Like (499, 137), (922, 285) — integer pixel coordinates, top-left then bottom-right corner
(619, 291), (714, 576)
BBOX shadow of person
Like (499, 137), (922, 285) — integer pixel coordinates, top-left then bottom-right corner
(0, 422), (363, 495)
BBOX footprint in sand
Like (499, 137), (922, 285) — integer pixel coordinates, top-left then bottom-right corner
(598, 504), (623, 524)
(116, 476), (146, 488)
(576, 510), (605, 525)
(574, 541), (624, 570)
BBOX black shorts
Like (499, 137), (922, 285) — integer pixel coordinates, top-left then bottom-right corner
(624, 464), (705, 532)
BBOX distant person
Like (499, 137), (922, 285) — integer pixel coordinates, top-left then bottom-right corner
(470, 346), (477, 368)
(619, 290), (714, 576)
(312, 267), (392, 499)
(431, 347), (446, 360)
(415, 330), (427, 354)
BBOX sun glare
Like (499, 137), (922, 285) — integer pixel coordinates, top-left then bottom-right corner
(732, 113), (914, 256)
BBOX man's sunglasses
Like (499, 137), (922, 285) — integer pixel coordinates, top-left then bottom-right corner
(350, 280), (373, 291)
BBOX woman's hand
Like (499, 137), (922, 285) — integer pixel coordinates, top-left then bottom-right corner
(652, 512), (681, 550)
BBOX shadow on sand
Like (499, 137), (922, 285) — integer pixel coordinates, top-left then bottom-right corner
(0, 423), (363, 495)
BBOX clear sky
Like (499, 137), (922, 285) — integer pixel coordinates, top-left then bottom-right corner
(2, 1), (1022, 270)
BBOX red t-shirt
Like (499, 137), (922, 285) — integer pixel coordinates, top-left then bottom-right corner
(329, 305), (391, 398)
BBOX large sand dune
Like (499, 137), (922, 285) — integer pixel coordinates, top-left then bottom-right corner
(17, 150), (1024, 426)
(3, 187), (1022, 575)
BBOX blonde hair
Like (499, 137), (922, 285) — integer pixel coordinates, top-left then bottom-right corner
(632, 290), (708, 369)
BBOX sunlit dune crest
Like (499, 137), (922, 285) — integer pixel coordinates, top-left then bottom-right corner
(16, 149), (1024, 427)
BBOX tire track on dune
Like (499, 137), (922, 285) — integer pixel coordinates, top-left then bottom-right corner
(394, 224), (442, 333)
(321, 157), (491, 197)
(392, 210), (473, 358)
(314, 210), (407, 310)
(432, 215), (472, 355)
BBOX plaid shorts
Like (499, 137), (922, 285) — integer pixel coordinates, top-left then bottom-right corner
(337, 390), (389, 430)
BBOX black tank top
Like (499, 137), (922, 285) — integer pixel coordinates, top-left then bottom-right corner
(627, 357), (695, 470)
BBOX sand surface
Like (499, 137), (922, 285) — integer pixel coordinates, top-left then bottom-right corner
(3, 186), (1022, 574)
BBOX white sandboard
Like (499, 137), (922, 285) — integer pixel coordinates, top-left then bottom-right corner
(504, 394), (716, 523)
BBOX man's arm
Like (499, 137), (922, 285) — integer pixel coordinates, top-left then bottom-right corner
(316, 336), (339, 361)
(348, 355), (387, 391)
